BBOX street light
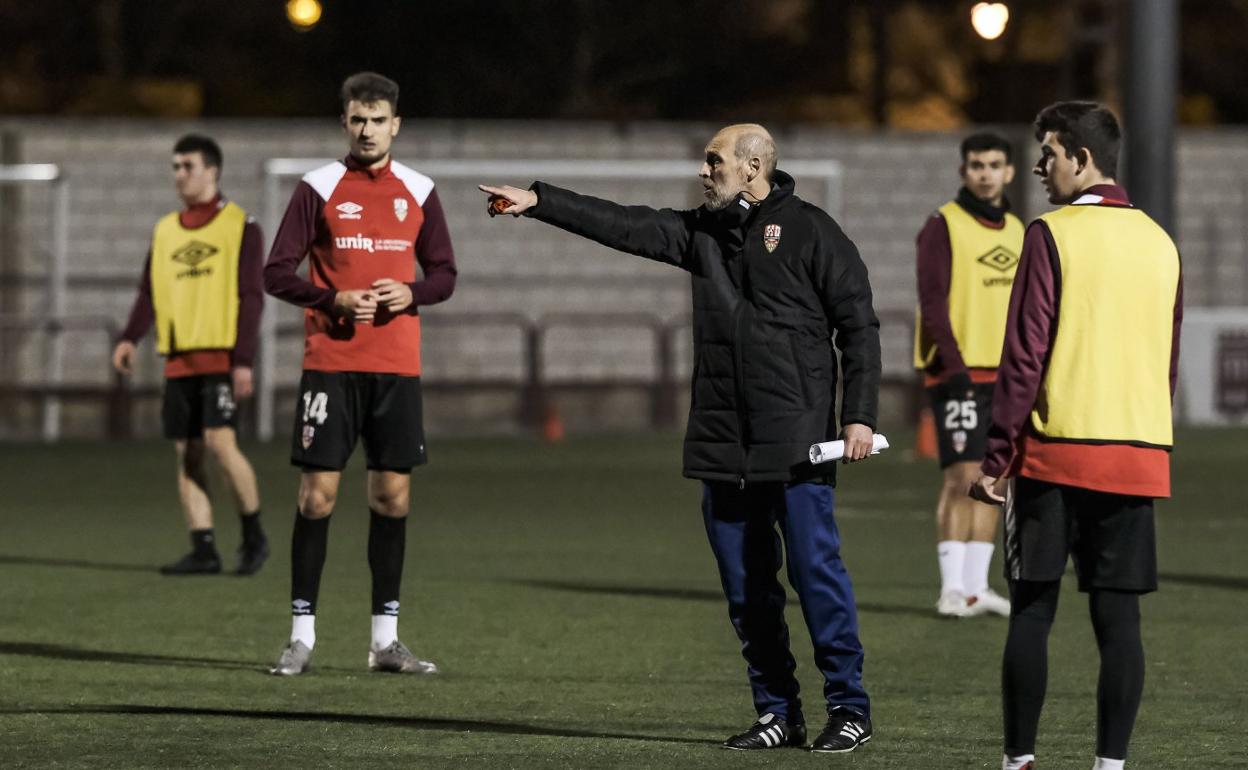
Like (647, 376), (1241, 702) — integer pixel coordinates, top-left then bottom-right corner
(971, 2), (1010, 41)
(286, 0), (322, 32)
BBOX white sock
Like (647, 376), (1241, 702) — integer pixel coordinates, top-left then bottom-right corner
(938, 541), (967, 594)
(371, 614), (398, 651)
(290, 615), (316, 649)
(1003, 754), (1035, 770)
(1093, 758), (1125, 770)
(964, 541), (995, 596)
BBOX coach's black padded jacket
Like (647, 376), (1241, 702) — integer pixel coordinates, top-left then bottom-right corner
(527, 170), (881, 486)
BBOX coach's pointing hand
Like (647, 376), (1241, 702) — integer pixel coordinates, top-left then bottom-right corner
(479, 184), (537, 217)
(372, 278), (413, 313)
(335, 289), (378, 323)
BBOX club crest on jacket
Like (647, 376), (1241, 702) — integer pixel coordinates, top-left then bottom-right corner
(764, 224), (782, 253)
(394, 198), (409, 222)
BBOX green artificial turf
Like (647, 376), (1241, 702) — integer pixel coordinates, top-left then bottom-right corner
(0, 430), (1245, 768)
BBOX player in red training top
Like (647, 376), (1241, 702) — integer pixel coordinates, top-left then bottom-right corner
(263, 72), (457, 676)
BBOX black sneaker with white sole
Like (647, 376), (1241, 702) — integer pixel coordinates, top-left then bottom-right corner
(809, 706), (872, 753)
(722, 713), (807, 750)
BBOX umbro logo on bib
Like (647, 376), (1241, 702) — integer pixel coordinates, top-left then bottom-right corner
(171, 240), (218, 267)
(976, 245), (1019, 272)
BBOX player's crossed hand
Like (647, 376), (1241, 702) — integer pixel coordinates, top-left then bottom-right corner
(334, 289), (378, 323)
(335, 281), (413, 323)
(372, 278), (413, 313)
(478, 184), (537, 217)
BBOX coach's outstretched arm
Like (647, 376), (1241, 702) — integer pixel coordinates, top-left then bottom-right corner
(479, 183), (696, 270)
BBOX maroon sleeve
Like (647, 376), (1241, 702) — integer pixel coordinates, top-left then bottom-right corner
(121, 251), (155, 342)
(982, 222), (1059, 477)
(231, 220), (265, 368)
(408, 187), (457, 308)
(263, 181), (336, 314)
(1170, 264), (1183, 398)
(916, 213), (967, 376)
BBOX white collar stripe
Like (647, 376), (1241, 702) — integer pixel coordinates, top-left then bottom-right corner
(1072, 193), (1105, 205)
(390, 161), (435, 207)
(302, 161), (348, 202)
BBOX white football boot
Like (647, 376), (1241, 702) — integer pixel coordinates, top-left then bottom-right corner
(936, 590), (971, 617)
(368, 640), (438, 674)
(966, 587), (1012, 617)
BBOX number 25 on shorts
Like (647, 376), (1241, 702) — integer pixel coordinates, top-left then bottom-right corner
(944, 399), (978, 430)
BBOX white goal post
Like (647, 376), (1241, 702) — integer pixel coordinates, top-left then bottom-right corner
(257, 157), (844, 440)
(0, 163), (70, 441)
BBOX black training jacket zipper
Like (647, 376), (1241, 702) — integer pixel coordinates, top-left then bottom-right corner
(731, 229), (755, 489)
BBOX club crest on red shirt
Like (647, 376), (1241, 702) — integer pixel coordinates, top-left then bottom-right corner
(764, 224), (782, 253)
(393, 198), (408, 222)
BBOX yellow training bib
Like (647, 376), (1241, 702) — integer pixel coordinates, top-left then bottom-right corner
(1032, 203), (1179, 447)
(149, 202), (246, 355)
(914, 201), (1023, 369)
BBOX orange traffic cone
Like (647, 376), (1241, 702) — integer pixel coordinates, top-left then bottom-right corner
(542, 403), (565, 443)
(915, 407), (938, 459)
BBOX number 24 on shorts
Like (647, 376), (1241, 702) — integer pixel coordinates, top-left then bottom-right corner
(302, 391), (329, 425)
(944, 399), (978, 430)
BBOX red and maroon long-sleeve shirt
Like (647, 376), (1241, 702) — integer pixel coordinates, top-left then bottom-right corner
(263, 156), (456, 376)
(121, 195), (265, 378)
(982, 184), (1183, 497)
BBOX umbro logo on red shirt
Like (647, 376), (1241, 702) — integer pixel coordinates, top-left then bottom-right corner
(336, 201), (363, 219)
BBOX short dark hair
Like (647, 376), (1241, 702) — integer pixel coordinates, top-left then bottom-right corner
(340, 71), (400, 112)
(1033, 101), (1121, 178)
(173, 134), (222, 172)
(960, 131), (1012, 163)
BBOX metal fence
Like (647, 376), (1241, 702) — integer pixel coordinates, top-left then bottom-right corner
(0, 308), (919, 440)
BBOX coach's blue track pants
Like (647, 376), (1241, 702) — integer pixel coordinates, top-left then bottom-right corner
(702, 481), (870, 724)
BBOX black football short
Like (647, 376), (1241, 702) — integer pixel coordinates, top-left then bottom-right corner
(290, 370), (427, 472)
(1003, 476), (1158, 593)
(927, 381), (994, 468)
(162, 373), (237, 440)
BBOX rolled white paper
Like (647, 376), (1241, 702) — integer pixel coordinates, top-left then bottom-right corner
(809, 434), (890, 465)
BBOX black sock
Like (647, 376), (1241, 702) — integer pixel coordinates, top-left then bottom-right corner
(1090, 590), (1144, 760)
(190, 529), (217, 557)
(290, 509), (330, 616)
(1002, 579), (1061, 756)
(240, 509), (265, 546)
(368, 509), (406, 616)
